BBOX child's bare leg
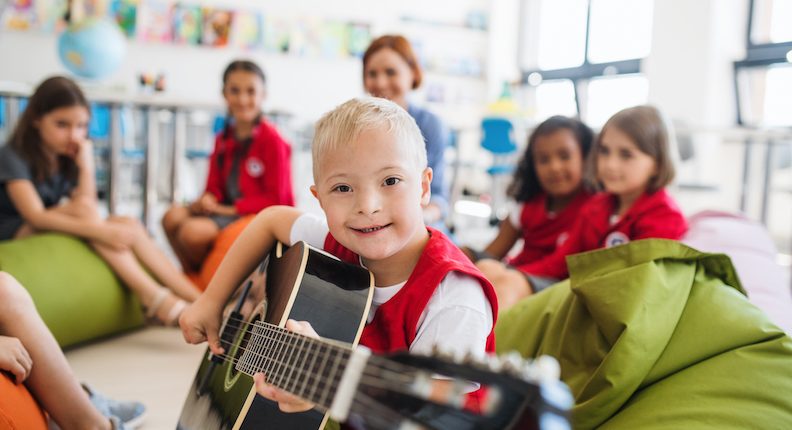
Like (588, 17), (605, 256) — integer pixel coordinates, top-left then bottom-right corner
(107, 216), (200, 302)
(0, 272), (111, 430)
(477, 259), (532, 313)
(90, 242), (185, 323)
(175, 217), (220, 272)
(494, 268), (533, 312)
(161, 205), (194, 272)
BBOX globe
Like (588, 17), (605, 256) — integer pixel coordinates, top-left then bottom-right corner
(58, 18), (126, 80)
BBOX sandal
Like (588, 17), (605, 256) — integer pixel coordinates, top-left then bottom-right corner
(145, 287), (188, 327)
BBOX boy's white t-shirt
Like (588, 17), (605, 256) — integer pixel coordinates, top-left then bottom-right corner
(290, 213), (494, 360)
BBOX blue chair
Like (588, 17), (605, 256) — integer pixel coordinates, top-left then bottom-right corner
(89, 103), (111, 140)
(480, 117), (518, 224)
(212, 114), (226, 135)
(481, 117), (518, 172)
(0, 97), (5, 129)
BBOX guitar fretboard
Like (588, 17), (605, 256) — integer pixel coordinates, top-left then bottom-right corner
(236, 321), (353, 408)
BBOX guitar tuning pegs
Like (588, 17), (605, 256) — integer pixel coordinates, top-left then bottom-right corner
(483, 354), (503, 372)
(431, 344), (455, 361)
(461, 351), (478, 365)
(502, 351), (525, 375)
(521, 355), (561, 382)
(535, 355), (561, 381)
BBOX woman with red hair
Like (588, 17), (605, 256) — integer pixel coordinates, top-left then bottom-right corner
(362, 35), (450, 225)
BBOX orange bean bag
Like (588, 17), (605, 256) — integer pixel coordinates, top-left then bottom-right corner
(189, 215), (256, 291)
(0, 374), (47, 430)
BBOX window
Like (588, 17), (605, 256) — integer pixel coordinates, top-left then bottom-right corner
(735, 0), (792, 125)
(536, 0), (587, 70)
(750, 0), (792, 44)
(521, 0), (653, 122)
(586, 74), (650, 127)
(534, 79), (578, 120)
(763, 65), (792, 126)
(588, 0), (654, 64)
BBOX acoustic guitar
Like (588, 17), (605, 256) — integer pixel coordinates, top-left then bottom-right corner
(177, 241), (571, 430)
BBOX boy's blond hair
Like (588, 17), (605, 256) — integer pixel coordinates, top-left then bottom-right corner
(312, 97), (427, 180)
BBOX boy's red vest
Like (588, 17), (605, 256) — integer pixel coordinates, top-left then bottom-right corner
(323, 227), (498, 409)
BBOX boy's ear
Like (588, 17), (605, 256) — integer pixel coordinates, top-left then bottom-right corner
(310, 185), (326, 209)
(420, 167), (433, 206)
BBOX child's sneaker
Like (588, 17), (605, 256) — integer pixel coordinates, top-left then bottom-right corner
(110, 416), (128, 430)
(82, 383), (147, 429)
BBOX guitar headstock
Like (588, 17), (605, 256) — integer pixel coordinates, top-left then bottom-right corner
(345, 349), (572, 430)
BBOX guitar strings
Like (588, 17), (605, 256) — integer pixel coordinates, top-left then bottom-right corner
(214, 335), (418, 389)
(215, 316), (423, 383)
(215, 324), (420, 386)
(209, 346), (427, 409)
(206, 325), (448, 408)
(217, 315), (435, 386)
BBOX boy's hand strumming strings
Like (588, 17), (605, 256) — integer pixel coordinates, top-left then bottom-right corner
(179, 296), (226, 355)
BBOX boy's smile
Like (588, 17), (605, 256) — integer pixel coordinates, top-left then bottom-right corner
(311, 126), (432, 285)
(350, 223), (392, 234)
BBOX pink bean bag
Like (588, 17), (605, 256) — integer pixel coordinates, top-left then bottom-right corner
(683, 210), (792, 333)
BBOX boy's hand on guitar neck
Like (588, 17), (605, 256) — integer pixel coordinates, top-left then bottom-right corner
(179, 296), (226, 355)
(254, 319), (319, 413)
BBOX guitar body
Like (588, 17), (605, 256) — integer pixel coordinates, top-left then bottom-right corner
(177, 242), (374, 430)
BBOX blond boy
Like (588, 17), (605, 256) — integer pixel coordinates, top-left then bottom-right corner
(180, 97), (497, 411)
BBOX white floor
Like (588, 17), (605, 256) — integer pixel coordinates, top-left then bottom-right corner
(64, 327), (205, 430)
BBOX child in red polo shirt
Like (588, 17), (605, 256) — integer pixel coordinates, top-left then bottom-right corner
(162, 60), (294, 274)
(180, 97), (497, 413)
(497, 105), (688, 311)
(462, 116), (594, 307)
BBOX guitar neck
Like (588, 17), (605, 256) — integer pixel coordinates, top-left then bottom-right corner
(235, 320), (357, 409)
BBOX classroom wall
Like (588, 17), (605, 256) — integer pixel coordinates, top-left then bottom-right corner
(0, 0), (753, 128)
(646, 0), (746, 127)
(0, 0), (497, 123)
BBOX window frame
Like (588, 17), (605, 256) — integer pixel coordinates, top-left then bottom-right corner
(519, 0), (644, 115)
(733, 0), (792, 125)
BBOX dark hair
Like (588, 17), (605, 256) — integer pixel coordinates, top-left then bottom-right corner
(592, 105), (674, 193)
(507, 116), (594, 202)
(362, 35), (423, 89)
(9, 76), (87, 183)
(220, 59), (266, 138)
(222, 59), (266, 87)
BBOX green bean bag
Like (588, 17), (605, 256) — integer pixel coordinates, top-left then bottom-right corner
(0, 233), (144, 348)
(496, 239), (792, 429)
